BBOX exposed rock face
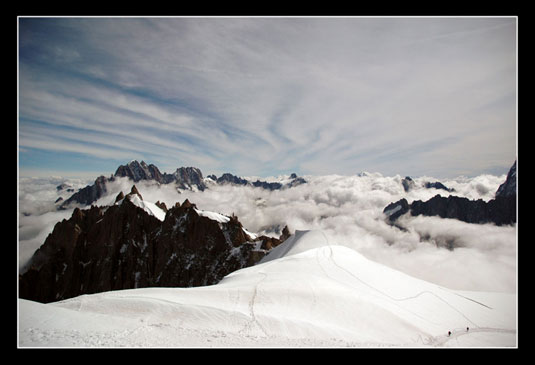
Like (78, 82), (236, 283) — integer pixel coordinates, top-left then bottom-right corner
(173, 167), (206, 191)
(383, 199), (410, 221)
(401, 176), (454, 193)
(216, 173), (249, 186)
(19, 200), (160, 303)
(401, 176), (415, 192)
(496, 160), (516, 198)
(115, 161), (206, 191)
(287, 177), (307, 188)
(410, 194), (515, 225)
(155, 201), (168, 212)
(59, 175), (109, 209)
(19, 198), (286, 303)
(424, 181), (455, 192)
(60, 161), (307, 209)
(254, 225), (290, 251)
(280, 225), (291, 242)
(56, 183), (74, 192)
(114, 160), (165, 183)
(210, 172), (307, 191)
(252, 180), (283, 190)
(384, 161), (517, 226)
(60, 162), (207, 209)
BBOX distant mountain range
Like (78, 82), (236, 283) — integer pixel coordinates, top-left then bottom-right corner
(58, 160), (307, 210)
(384, 161), (517, 226)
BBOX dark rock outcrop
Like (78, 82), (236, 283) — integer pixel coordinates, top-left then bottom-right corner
(254, 225), (290, 251)
(424, 181), (455, 192)
(401, 176), (415, 192)
(114, 160), (165, 183)
(252, 180), (283, 190)
(384, 161), (517, 226)
(410, 194), (515, 225)
(56, 183), (74, 192)
(155, 201), (168, 212)
(59, 175), (109, 209)
(401, 176), (454, 193)
(383, 199), (410, 221)
(172, 167), (207, 191)
(496, 160), (516, 198)
(216, 173), (249, 186)
(287, 176), (307, 188)
(114, 191), (125, 203)
(210, 172), (307, 191)
(20, 198), (287, 303)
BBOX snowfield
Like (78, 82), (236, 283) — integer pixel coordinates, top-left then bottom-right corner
(18, 230), (516, 348)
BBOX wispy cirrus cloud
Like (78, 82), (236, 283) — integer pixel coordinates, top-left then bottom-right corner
(18, 17), (516, 178)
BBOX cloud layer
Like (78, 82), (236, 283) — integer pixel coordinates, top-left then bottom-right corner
(18, 172), (516, 293)
(18, 17), (516, 178)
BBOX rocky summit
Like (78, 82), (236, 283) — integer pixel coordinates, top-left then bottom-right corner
(20, 194), (290, 303)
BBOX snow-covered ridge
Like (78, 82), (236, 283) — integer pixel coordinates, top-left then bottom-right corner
(194, 208), (258, 239)
(18, 230), (516, 347)
(115, 193), (166, 222)
(194, 208), (230, 224)
(116, 189), (258, 239)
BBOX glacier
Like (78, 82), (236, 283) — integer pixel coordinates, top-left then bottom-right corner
(18, 229), (516, 348)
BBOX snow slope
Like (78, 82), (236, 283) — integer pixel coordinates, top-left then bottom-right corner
(116, 194), (166, 222)
(18, 230), (516, 348)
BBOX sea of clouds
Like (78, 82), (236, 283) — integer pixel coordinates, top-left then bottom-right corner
(18, 172), (516, 293)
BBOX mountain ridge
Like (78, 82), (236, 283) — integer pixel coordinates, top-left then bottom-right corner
(59, 160), (307, 209)
(384, 161), (517, 226)
(21, 189), (290, 303)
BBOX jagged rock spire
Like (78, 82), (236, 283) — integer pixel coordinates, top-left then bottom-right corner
(114, 191), (125, 203)
(128, 185), (143, 200)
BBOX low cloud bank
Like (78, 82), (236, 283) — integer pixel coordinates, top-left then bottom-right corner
(18, 172), (515, 292)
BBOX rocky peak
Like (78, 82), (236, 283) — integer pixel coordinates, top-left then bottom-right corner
(252, 180), (283, 190)
(155, 201), (168, 212)
(496, 160), (517, 198)
(59, 161), (308, 210)
(216, 173), (249, 186)
(173, 167), (207, 191)
(126, 185), (143, 200)
(401, 176), (415, 192)
(59, 175), (110, 209)
(114, 191), (125, 203)
(280, 225), (291, 241)
(253, 225), (292, 252)
(181, 199), (194, 209)
(20, 198), (289, 303)
(115, 160), (164, 183)
(384, 168), (516, 227)
(383, 199), (409, 222)
(424, 181), (455, 192)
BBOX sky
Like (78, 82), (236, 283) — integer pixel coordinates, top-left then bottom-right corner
(18, 17), (517, 179)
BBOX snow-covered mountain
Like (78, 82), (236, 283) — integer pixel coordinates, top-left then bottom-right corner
(18, 230), (516, 347)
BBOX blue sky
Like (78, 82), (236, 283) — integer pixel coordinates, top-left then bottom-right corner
(18, 17), (517, 179)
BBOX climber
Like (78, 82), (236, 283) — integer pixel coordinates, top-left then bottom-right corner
(448, 331), (451, 337)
